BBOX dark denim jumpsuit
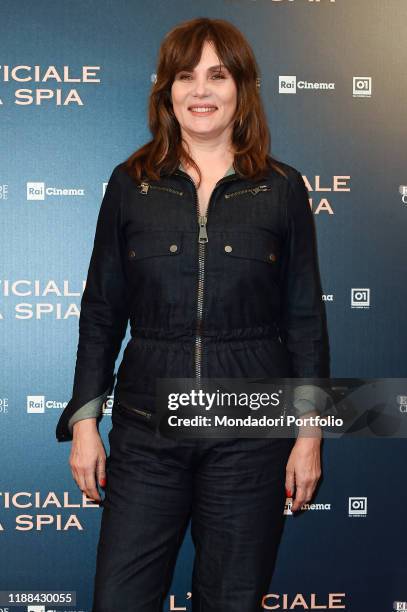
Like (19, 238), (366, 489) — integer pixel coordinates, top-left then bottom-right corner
(55, 158), (330, 611)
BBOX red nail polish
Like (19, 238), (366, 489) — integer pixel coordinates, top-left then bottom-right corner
(100, 478), (106, 487)
(286, 488), (292, 497)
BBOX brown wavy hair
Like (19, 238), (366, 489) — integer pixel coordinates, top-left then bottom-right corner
(122, 17), (288, 186)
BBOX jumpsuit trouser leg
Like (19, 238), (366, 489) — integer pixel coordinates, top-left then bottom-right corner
(92, 405), (294, 612)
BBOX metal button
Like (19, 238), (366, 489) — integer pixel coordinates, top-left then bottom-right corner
(268, 253), (276, 262)
(224, 245), (233, 253)
(169, 244), (178, 253)
(128, 249), (136, 258)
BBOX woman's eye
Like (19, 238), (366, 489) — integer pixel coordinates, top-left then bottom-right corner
(177, 73), (226, 80)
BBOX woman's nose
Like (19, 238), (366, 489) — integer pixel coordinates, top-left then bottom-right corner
(191, 78), (211, 96)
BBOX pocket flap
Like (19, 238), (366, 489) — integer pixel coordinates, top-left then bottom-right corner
(222, 232), (279, 264)
(127, 231), (183, 261)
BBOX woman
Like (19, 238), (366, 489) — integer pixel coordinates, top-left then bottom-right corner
(56, 17), (330, 612)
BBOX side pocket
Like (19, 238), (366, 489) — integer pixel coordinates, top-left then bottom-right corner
(115, 400), (154, 423)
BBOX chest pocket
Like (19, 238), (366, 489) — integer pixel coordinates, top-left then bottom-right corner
(218, 231), (281, 296)
(221, 231), (279, 265)
(126, 230), (184, 261)
(125, 230), (184, 300)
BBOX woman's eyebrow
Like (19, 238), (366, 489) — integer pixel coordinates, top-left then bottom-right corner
(179, 64), (228, 73)
(207, 64), (227, 71)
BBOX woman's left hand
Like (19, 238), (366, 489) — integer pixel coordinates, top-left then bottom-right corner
(285, 418), (322, 513)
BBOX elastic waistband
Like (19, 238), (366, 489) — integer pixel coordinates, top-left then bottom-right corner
(130, 325), (281, 346)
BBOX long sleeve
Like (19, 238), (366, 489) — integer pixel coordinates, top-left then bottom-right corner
(278, 169), (331, 417)
(56, 164), (130, 442)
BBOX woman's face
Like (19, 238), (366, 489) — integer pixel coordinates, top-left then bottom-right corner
(170, 40), (237, 141)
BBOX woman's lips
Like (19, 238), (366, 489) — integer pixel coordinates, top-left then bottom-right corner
(188, 106), (218, 116)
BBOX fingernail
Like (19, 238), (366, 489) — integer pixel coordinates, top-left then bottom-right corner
(100, 478), (106, 487)
(286, 488), (292, 497)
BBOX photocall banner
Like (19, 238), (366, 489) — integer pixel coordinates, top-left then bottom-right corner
(1, 1), (406, 611)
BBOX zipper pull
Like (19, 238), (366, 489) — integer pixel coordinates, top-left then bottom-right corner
(253, 184), (272, 195)
(139, 181), (150, 194)
(198, 215), (208, 243)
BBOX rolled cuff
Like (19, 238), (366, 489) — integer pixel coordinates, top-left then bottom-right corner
(67, 389), (109, 434)
(56, 374), (115, 442)
(292, 384), (331, 417)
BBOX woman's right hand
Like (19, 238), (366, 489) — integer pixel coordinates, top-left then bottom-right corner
(69, 418), (107, 503)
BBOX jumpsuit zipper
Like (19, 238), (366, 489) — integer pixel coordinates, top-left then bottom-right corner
(174, 170), (242, 387)
(138, 171), (250, 388)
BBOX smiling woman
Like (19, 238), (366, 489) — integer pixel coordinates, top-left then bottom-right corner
(172, 55), (235, 124)
(57, 16), (330, 612)
(169, 41), (239, 194)
(176, 64), (230, 117)
(123, 17), (288, 188)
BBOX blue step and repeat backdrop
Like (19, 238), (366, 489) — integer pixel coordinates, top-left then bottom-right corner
(1, 1), (406, 611)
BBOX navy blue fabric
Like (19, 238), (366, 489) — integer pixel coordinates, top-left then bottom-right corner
(56, 159), (330, 441)
(91, 402), (296, 612)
